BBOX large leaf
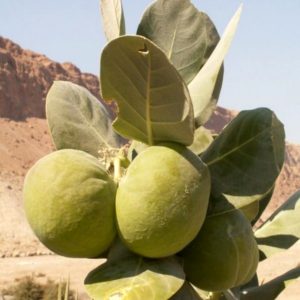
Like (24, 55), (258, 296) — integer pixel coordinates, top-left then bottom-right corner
(137, 0), (221, 85)
(251, 187), (275, 226)
(240, 267), (300, 300)
(100, 0), (125, 42)
(201, 108), (285, 213)
(170, 282), (203, 300)
(84, 256), (185, 300)
(107, 237), (136, 263)
(127, 126), (213, 160)
(240, 201), (259, 222)
(100, 35), (194, 146)
(188, 126), (214, 155)
(127, 140), (149, 161)
(255, 190), (300, 258)
(224, 188), (274, 215)
(228, 187), (274, 224)
(46, 81), (122, 157)
(188, 5), (242, 126)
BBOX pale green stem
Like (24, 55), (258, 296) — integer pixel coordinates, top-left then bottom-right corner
(57, 280), (62, 300)
(208, 291), (223, 300)
(64, 276), (70, 300)
(113, 157), (122, 183)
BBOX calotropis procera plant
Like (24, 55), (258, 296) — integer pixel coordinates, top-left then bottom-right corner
(22, 0), (300, 299)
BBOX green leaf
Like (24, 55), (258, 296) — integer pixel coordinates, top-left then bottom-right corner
(188, 5), (242, 126)
(240, 267), (300, 300)
(100, 0), (125, 42)
(84, 256), (185, 300)
(127, 127), (212, 160)
(128, 140), (149, 161)
(201, 108), (285, 213)
(240, 201), (259, 222)
(255, 190), (300, 258)
(46, 81), (122, 157)
(137, 0), (221, 85)
(100, 35), (194, 146)
(251, 187), (274, 226)
(107, 237), (136, 263)
(170, 282), (203, 300)
(223, 187), (274, 229)
(188, 127), (214, 155)
(223, 289), (241, 300)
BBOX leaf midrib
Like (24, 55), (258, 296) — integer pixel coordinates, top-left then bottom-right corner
(205, 124), (282, 167)
(168, 23), (178, 60)
(74, 98), (112, 149)
(145, 53), (153, 145)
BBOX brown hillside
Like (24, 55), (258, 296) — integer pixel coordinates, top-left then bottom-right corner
(0, 36), (104, 119)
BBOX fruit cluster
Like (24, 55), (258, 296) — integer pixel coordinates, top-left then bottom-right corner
(24, 142), (258, 292)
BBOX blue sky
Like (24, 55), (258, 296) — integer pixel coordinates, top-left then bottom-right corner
(0, 1), (299, 143)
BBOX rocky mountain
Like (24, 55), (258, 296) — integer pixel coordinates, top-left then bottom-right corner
(0, 36), (105, 119)
(0, 36), (299, 257)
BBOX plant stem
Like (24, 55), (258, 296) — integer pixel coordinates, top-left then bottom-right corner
(113, 157), (122, 183)
(208, 292), (223, 300)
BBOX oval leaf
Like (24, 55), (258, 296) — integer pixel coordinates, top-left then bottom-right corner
(201, 108), (285, 213)
(100, 0), (125, 41)
(84, 256), (185, 300)
(241, 267), (300, 300)
(137, 0), (221, 85)
(127, 140), (149, 161)
(188, 5), (242, 126)
(223, 188), (273, 214)
(107, 237), (136, 263)
(251, 187), (275, 226)
(170, 282), (203, 300)
(100, 35), (194, 146)
(240, 201), (260, 222)
(188, 126), (214, 155)
(255, 190), (300, 259)
(46, 81), (122, 157)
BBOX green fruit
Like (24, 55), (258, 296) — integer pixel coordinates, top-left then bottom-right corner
(181, 209), (259, 291)
(23, 149), (117, 258)
(116, 143), (211, 258)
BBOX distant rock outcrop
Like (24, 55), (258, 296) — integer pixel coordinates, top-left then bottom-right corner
(205, 106), (238, 133)
(273, 143), (300, 211)
(0, 36), (102, 119)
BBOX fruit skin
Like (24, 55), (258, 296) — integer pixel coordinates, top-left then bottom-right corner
(23, 149), (117, 258)
(116, 143), (211, 258)
(181, 209), (259, 291)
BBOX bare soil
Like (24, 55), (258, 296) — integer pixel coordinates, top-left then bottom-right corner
(257, 241), (300, 299)
(0, 243), (299, 299)
(0, 256), (103, 299)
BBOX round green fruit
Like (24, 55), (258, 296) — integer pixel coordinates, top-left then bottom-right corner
(116, 143), (211, 258)
(181, 209), (259, 291)
(23, 149), (117, 258)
